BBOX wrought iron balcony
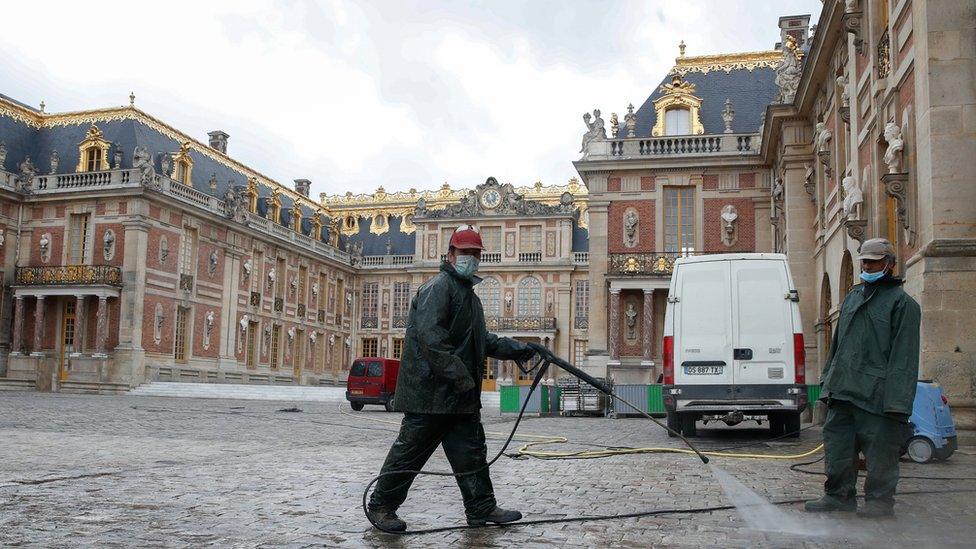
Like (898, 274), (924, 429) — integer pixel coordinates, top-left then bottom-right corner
(250, 291), (261, 307)
(574, 317), (589, 330)
(15, 265), (122, 286)
(608, 252), (710, 276)
(297, 303), (306, 317)
(485, 316), (557, 332)
(179, 274), (194, 291)
(392, 315), (408, 329)
(361, 315), (378, 329)
(273, 297), (284, 312)
(317, 309), (326, 323)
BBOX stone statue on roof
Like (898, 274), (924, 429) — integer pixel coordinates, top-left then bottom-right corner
(610, 113), (619, 138)
(133, 146), (158, 189)
(49, 150), (59, 174)
(0, 142), (7, 169)
(18, 156), (36, 193)
(224, 185), (249, 225)
(624, 104), (637, 138)
(775, 36), (802, 104)
(580, 109), (607, 154)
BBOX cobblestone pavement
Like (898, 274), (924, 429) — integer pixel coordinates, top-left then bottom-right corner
(1, 392), (975, 548)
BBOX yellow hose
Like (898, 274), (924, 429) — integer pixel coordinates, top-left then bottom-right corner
(339, 403), (823, 460)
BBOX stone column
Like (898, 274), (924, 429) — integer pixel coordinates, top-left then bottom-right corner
(11, 295), (25, 355)
(74, 295), (86, 353)
(94, 296), (108, 357)
(642, 289), (654, 367)
(608, 289), (621, 363)
(32, 296), (45, 355)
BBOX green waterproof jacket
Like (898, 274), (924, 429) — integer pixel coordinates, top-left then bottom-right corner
(821, 277), (921, 416)
(393, 261), (529, 414)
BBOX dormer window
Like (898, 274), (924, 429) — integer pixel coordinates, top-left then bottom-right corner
(664, 107), (691, 136)
(76, 125), (110, 172)
(246, 178), (259, 213)
(268, 188), (282, 223)
(171, 142), (194, 185)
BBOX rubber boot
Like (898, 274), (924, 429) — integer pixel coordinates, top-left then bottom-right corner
(367, 509), (407, 532)
(804, 495), (856, 513)
(467, 506), (523, 526)
(857, 500), (895, 518)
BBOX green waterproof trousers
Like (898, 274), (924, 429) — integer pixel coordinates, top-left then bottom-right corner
(367, 413), (496, 520)
(823, 399), (903, 508)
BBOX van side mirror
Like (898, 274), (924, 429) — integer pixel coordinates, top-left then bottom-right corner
(785, 290), (799, 302)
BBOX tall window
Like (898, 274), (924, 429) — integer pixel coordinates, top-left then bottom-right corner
(275, 257), (286, 298)
(245, 321), (258, 368)
(361, 337), (378, 357)
(665, 108), (691, 136)
(175, 160), (190, 184)
(174, 307), (189, 363)
(298, 265), (308, 303)
(574, 339), (588, 366)
(318, 273), (328, 310)
(392, 338), (405, 360)
(251, 250), (263, 293)
(517, 277), (542, 316)
(476, 277), (501, 316)
(68, 213), (90, 264)
(664, 187), (695, 254)
(179, 228), (198, 275)
(519, 225), (542, 253)
(362, 283), (379, 320)
(393, 282), (411, 319)
(574, 280), (590, 325)
(336, 279), (345, 316)
(481, 227), (501, 253)
(270, 325), (281, 369)
(86, 148), (103, 172)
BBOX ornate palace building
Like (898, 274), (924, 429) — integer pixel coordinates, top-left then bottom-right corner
(1, 0), (973, 434)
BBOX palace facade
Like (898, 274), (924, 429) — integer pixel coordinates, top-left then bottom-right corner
(0, 0), (972, 433)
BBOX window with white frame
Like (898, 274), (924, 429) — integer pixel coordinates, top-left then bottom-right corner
(665, 108), (691, 136)
(476, 276), (502, 316)
(392, 282), (411, 318)
(574, 280), (589, 323)
(517, 277), (542, 316)
(68, 213), (90, 264)
(480, 226), (501, 253)
(518, 225), (542, 253)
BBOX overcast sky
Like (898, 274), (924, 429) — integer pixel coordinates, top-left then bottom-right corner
(1, 0), (822, 197)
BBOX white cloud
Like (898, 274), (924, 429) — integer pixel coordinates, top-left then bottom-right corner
(0, 0), (823, 197)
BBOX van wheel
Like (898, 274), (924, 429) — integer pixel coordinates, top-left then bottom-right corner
(783, 412), (801, 438)
(384, 396), (395, 413)
(680, 414), (698, 437)
(666, 412), (681, 438)
(350, 402), (364, 411)
(768, 413), (785, 438)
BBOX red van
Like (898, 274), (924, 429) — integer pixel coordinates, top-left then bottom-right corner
(346, 357), (400, 411)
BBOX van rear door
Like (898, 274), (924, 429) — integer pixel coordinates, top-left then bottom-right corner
(673, 260), (734, 388)
(730, 259), (795, 386)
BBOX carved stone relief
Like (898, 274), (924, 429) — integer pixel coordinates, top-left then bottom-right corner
(159, 236), (169, 265)
(39, 233), (51, 263)
(102, 229), (116, 261)
(720, 205), (738, 247)
(623, 209), (639, 248)
(153, 303), (164, 345)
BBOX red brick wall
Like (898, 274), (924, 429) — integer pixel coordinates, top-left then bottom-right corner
(608, 177), (621, 192)
(118, 200), (128, 215)
(703, 198), (756, 252)
(148, 227), (179, 273)
(617, 290), (646, 358)
(30, 227), (64, 266)
(640, 176), (654, 191)
(739, 173), (756, 188)
(703, 175), (719, 191)
(898, 70), (915, 123)
(192, 307), (220, 358)
(141, 295), (175, 353)
(196, 240), (225, 283)
(94, 223), (125, 267)
(608, 200), (655, 253)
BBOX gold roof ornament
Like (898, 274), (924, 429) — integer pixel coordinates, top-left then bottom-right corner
(651, 73), (705, 137)
(679, 40), (686, 58)
(673, 50), (782, 75)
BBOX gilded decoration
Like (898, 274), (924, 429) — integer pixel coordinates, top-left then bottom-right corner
(311, 209), (324, 237)
(672, 50), (782, 75)
(369, 212), (389, 235)
(268, 187), (282, 223)
(246, 177), (259, 212)
(15, 265), (123, 286)
(170, 142), (194, 185)
(651, 74), (705, 137)
(608, 253), (684, 276)
(292, 202), (303, 232)
(76, 125), (111, 172)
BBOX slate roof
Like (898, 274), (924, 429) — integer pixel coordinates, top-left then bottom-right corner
(631, 66), (778, 136)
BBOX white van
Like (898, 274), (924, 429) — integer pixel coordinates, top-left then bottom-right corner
(662, 253), (807, 437)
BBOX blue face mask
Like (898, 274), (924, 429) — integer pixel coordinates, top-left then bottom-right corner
(860, 270), (886, 283)
(454, 255), (479, 279)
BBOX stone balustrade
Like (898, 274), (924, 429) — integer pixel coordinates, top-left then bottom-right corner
(574, 252), (589, 264)
(584, 133), (759, 160)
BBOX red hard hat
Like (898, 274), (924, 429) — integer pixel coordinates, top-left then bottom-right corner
(449, 224), (483, 251)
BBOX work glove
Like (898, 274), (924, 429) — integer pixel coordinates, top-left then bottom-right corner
(515, 343), (538, 363)
(455, 372), (476, 393)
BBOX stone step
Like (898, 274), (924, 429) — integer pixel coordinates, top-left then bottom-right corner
(129, 382), (500, 406)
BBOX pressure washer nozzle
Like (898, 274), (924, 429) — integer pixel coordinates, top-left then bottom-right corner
(701, 455), (710, 464)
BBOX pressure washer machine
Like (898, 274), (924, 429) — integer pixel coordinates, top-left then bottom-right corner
(901, 380), (957, 464)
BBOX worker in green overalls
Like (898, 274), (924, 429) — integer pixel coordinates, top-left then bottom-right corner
(805, 238), (921, 517)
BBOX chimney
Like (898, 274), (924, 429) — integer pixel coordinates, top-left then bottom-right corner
(294, 179), (311, 197)
(208, 130), (229, 154)
(776, 14), (811, 49)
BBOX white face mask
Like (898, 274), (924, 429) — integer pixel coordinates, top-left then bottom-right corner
(454, 254), (479, 278)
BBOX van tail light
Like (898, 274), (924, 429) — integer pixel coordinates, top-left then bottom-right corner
(793, 333), (806, 384)
(663, 336), (674, 385)
(942, 394), (949, 406)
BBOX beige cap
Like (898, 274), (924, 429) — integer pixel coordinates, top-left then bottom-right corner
(859, 238), (895, 260)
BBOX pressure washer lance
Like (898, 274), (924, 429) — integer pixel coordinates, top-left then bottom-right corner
(362, 345), (709, 535)
(524, 343), (709, 464)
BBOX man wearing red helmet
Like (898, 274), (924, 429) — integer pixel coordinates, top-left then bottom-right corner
(366, 224), (536, 531)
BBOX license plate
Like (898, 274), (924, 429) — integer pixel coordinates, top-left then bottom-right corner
(684, 365), (723, 375)
(350, 389), (364, 395)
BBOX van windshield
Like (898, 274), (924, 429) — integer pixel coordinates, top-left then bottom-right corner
(366, 361), (383, 377)
(350, 361), (367, 377)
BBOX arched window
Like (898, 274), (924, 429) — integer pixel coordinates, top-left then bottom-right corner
(517, 277), (541, 316)
(76, 125), (110, 172)
(171, 142), (194, 185)
(839, 251), (854, 301)
(665, 108), (691, 135)
(476, 277), (501, 317)
(820, 273), (833, 364)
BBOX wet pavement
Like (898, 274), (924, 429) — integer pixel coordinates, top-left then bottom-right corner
(1, 391), (975, 547)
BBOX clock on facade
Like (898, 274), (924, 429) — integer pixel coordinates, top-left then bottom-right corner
(480, 189), (501, 209)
